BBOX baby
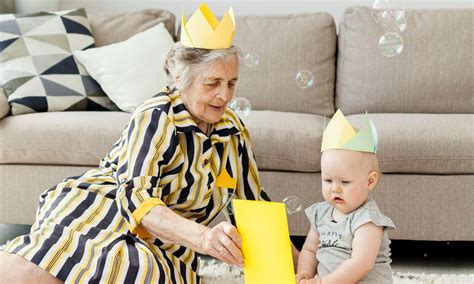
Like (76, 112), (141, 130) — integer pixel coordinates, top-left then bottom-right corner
(296, 110), (395, 284)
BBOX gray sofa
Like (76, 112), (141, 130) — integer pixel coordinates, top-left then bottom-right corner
(1, 7), (473, 241)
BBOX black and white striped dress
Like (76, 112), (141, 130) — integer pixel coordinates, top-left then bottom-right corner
(4, 87), (270, 283)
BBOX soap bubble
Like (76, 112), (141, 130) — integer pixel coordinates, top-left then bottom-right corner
(229, 97), (251, 118)
(372, 0), (403, 16)
(372, 0), (406, 33)
(295, 70), (314, 89)
(379, 10), (406, 32)
(378, 32), (404, 57)
(244, 52), (260, 67)
(282, 195), (302, 215)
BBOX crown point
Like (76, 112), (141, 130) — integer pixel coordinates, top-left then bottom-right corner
(321, 108), (377, 153)
(180, 2), (235, 49)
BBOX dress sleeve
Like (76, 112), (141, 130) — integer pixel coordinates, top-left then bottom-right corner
(350, 207), (396, 234)
(115, 108), (180, 235)
(236, 127), (270, 201)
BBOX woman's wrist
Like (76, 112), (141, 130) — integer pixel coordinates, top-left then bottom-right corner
(141, 205), (208, 252)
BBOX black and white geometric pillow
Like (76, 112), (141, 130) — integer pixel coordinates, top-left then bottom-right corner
(0, 8), (117, 115)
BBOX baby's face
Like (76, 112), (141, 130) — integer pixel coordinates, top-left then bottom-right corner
(321, 149), (376, 215)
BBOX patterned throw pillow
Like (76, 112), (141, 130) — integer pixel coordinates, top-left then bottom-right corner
(0, 8), (117, 115)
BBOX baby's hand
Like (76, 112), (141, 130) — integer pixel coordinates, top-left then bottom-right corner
(299, 276), (321, 284)
(296, 272), (314, 284)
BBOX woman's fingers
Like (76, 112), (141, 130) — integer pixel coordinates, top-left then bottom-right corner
(207, 222), (243, 266)
(211, 237), (239, 265)
(221, 223), (242, 248)
(215, 245), (235, 265)
(217, 230), (243, 264)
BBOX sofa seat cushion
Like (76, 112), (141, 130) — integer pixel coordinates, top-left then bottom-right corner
(347, 113), (474, 174)
(0, 112), (130, 166)
(1, 111), (324, 172)
(244, 111), (324, 172)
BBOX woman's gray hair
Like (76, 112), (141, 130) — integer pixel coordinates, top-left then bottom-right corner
(164, 42), (242, 91)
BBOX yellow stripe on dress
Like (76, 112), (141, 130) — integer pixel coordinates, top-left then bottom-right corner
(145, 116), (171, 177)
(147, 243), (173, 280)
(22, 189), (86, 260)
(46, 196), (109, 273)
(69, 219), (127, 283)
(105, 247), (124, 284)
(127, 110), (148, 178)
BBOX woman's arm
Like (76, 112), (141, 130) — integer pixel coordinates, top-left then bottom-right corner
(141, 205), (244, 266)
(115, 109), (180, 235)
(319, 222), (383, 284)
(296, 228), (319, 283)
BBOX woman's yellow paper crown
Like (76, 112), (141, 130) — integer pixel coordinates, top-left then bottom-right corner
(321, 109), (378, 153)
(180, 3), (235, 49)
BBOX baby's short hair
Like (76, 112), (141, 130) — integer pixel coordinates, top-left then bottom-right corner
(364, 152), (381, 176)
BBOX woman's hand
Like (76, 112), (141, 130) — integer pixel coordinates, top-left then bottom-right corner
(199, 221), (244, 266)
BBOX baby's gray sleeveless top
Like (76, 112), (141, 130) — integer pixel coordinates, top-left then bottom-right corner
(305, 199), (396, 284)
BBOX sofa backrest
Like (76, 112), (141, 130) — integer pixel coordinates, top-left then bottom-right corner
(233, 13), (336, 115)
(336, 7), (473, 114)
(88, 9), (176, 47)
(87, 10), (336, 115)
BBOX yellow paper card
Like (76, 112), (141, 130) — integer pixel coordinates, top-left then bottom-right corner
(233, 200), (295, 284)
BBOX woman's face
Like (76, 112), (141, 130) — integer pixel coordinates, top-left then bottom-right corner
(181, 55), (239, 127)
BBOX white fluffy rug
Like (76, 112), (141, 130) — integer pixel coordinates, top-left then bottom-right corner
(200, 273), (474, 284)
(1, 243), (472, 283)
(197, 257), (474, 284)
(392, 272), (474, 284)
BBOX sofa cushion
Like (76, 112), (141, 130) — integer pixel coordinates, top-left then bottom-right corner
(0, 8), (118, 115)
(0, 112), (130, 166)
(0, 110), (324, 172)
(347, 113), (474, 174)
(337, 7), (473, 114)
(0, 87), (9, 118)
(88, 9), (176, 47)
(74, 24), (174, 112)
(233, 13), (336, 115)
(244, 111), (324, 172)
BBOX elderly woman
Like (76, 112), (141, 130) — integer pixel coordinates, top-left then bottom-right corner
(0, 12), (305, 282)
(0, 40), (276, 282)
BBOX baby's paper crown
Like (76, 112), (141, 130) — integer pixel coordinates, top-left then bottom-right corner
(180, 3), (235, 49)
(321, 109), (378, 153)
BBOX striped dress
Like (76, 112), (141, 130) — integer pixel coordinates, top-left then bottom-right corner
(4, 87), (270, 283)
